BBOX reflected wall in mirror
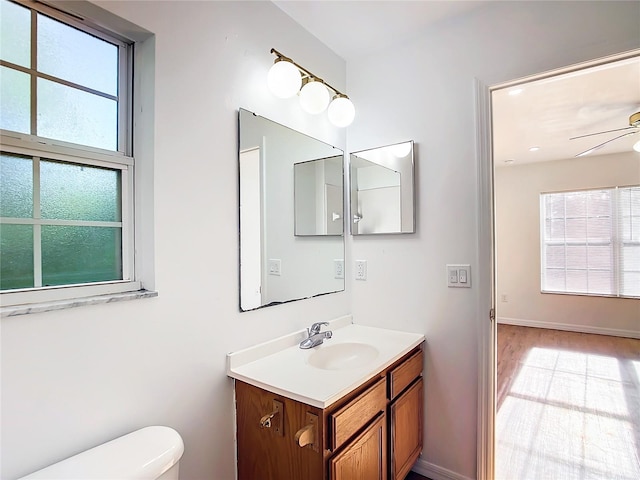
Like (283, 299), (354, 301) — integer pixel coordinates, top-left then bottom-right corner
(350, 141), (415, 235)
(294, 156), (344, 236)
(239, 109), (345, 311)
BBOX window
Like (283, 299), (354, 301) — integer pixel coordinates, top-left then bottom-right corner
(1, 0), (139, 308)
(540, 186), (640, 298)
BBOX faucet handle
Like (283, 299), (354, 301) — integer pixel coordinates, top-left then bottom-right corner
(309, 322), (329, 335)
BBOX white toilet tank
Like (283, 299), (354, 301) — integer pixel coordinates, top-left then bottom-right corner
(18, 426), (184, 480)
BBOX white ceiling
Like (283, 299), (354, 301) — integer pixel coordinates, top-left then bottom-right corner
(272, 1), (640, 166)
(493, 56), (640, 166)
(272, 0), (487, 60)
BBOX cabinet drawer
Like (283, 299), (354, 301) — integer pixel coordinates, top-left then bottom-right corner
(388, 348), (423, 400)
(330, 378), (386, 451)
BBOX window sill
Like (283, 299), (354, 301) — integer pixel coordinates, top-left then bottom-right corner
(0, 289), (158, 318)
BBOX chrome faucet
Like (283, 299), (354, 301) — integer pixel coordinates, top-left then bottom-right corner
(299, 322), (332, 349)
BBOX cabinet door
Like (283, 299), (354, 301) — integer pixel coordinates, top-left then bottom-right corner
(329, 413), (387, 480)
(389, 377), (423, 480)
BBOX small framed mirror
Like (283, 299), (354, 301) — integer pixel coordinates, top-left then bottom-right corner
(294, 155), (344, 236)
(349, 141), (415, 235)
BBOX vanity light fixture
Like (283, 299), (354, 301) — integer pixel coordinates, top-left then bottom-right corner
(268, 48), (355, 127)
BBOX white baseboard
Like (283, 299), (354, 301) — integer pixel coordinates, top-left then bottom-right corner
(497, 317), (640, 339)
(412, 458), (474, 480)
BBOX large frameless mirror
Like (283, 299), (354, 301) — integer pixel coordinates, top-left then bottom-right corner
(350, 141), (415, 235)
(239, 109), (345, 311)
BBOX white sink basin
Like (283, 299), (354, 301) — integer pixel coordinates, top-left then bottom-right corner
(308, 342), (379, 370)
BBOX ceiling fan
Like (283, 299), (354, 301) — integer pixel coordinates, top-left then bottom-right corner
(571, 111), (640, 157)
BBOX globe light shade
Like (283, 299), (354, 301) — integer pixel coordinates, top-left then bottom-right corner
(299, 80), (330, 114)
(327, 95), (355, 127)
(390, 141), (412, 158)
(267, 60), (302, 99)
(634, 140), (640, 153)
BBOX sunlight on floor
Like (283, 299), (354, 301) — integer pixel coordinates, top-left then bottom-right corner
(496, 347), (640, 480)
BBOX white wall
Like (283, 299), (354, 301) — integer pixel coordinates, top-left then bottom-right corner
(495, 153), (640, 337)
(2, 1), (639, 480)
(346, 1), (640, 479)
(0, 2), (348, 479)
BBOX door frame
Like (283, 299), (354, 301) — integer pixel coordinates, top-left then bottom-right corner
(474, 47), (640, 480)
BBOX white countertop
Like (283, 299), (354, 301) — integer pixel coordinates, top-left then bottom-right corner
(227, 316), (425, 408)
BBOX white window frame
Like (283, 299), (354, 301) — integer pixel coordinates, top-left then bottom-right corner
(0, 0), (143, 309)
(540, 186), (640, 299)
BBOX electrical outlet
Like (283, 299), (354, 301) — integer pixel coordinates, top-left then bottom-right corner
(355, 260), (367, 280)
(334, 259), (344, 279)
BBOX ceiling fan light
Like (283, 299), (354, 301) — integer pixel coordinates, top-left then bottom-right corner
(267, 60), (302, 99)
(327, 95), (355, 127)
(299, 80), (330, 114)
(633, 140), (640, 153)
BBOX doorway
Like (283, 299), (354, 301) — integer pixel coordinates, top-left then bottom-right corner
(478, 52), (640, 478)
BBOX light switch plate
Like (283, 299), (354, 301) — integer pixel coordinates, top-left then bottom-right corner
(447, 264), (471, 288)
(268, 259), (281, 276)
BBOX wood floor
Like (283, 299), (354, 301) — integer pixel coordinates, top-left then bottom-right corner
(496, 324), (640, 480)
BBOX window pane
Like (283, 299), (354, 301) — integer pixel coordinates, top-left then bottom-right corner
(40, 160), (121, 221)
(545, 245), (565, 269)
(587, 216), (611, 242)
(622, 245), (640, 272)
(0, 223), (34, 290)
(566, 245), (586, 269)
(547, 219), (565, 241)
(586, 190), (611, 217)
(544, 269), (565, 291)
(566, 193), (586, 217)
(588, 245), (612, 270)
(37, 13), (118, 96)
(588, 271), (613, 295)
(0, 0), (31, 68)
(0, 153), (32, 218)
(566, 269), (587, 293)
(41, 226), (122, 286)
(37, 78), (117, 150)
(621, 272), (640, 297)
(0, 66), (30, 134)
(565, 217), (586, 241)
(545, 194), (564, 218)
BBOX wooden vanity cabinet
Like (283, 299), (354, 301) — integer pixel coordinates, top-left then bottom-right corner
(234, 343), (424, 480)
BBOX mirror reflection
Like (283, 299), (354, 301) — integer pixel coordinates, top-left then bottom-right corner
(294, 156), (344, 236)
(239, 109), (345, 311)
(350, 141), (415, 235)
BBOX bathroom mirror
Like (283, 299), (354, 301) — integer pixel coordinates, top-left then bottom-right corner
(239, 109), (345, 311)
(294, 155), (344, 236)
(350, 141), (415, 235)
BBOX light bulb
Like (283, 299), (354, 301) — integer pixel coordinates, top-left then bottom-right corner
(327, 95), (355, 127)
(267, 60), (301, 99)
(634, 140), (640, 153)
(299, 80), (330, 114)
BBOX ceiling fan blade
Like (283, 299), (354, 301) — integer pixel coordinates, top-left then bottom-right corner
(575, 130), (639, 157)
(570, 125), (638, 140)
